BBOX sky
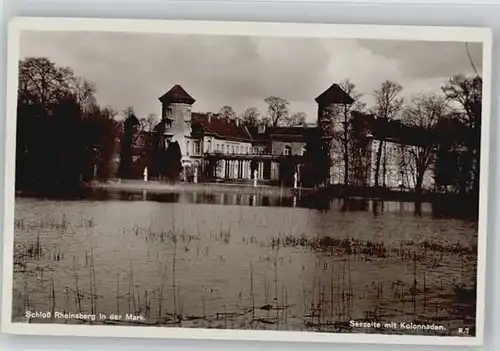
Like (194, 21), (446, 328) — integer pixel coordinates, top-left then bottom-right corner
(19, 30), (483, 123)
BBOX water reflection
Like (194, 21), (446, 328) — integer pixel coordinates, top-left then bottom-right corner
(16, 187), (473, 219)
(11, 190), (477, 332)
(76, 189), (438, 216)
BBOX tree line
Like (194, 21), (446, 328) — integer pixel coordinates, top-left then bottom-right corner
(15, 57), (481, 198)
(217, 97), (308, 128)
(16, 57), (121, 194)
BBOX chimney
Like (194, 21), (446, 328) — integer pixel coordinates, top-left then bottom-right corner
(235, 117), (240, 126)
(207, 112), (212, 123)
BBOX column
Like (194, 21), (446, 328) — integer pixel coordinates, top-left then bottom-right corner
(221, 159), (226, 178)
(297, 165), (301, 186)
(271, 162), (277, 180)
(246, 161), (251, 179)
(247, 160), (251, 179)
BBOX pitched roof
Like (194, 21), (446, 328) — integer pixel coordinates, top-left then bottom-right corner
(158, 85), (196, 105)
(351, 111), (439, 147)
(123, 114), (140, 126)
(191, 113), (252, 142)
(315, 84), (354, 106)
(247, 125), (318, 142)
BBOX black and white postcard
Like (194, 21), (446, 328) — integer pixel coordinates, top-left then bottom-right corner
(1, 17), (492, 346)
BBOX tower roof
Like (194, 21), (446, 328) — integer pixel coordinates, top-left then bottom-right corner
(315, 83), (354, 105)
(159, 84), (196, 105)
(123, 114), (140, 126)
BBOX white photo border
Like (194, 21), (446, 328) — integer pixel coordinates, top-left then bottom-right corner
(1, 17), (493, 347)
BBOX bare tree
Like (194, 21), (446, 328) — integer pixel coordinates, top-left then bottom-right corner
(264, 96), (289, 127)
(284, 112), (307, 127)
(401, 94), (446, 193)
(338, 80), (366, 186)
(219, 105), (236, 119)
(16, 57), (121, 188)
(442, 74), (481, 130)
(441, 74), (482, 194)
(371, 80), (404, 187)
(140, 113), (159, 132)
(18, 57), (76, 108)
(73, 77), (97, 114)
(241, 107), (260, 126)
(260, 116), (272, 127)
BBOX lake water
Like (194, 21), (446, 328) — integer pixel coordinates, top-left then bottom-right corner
(11, 190), (478, 336)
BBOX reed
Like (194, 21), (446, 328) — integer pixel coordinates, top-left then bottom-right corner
(12, 207), (478, 332)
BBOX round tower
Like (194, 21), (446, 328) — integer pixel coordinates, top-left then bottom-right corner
(315, 83), (354, 133)
(158, 85), (196, 164)
(159, 84), (196, 135)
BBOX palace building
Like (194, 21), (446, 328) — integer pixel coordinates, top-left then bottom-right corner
(115, 83), (443, 191)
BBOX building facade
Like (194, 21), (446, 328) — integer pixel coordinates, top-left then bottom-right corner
(350, 112), (436, 190)
(158, 85), (254, 181)
(115, 83), (442, 192)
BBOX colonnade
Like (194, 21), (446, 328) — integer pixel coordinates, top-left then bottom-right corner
(217, 159), (274, 180)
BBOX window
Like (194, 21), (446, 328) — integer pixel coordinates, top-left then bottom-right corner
(207, 140), (212, 153)
(231, 145), (235, 154)
(236, 146), (240, 154)
(284, 145), (292, 156)
(194, 141), (201, 155)
(226, 145), (229, 154)
(164, 137), (172, 150)
(186, 141), (190, 156)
